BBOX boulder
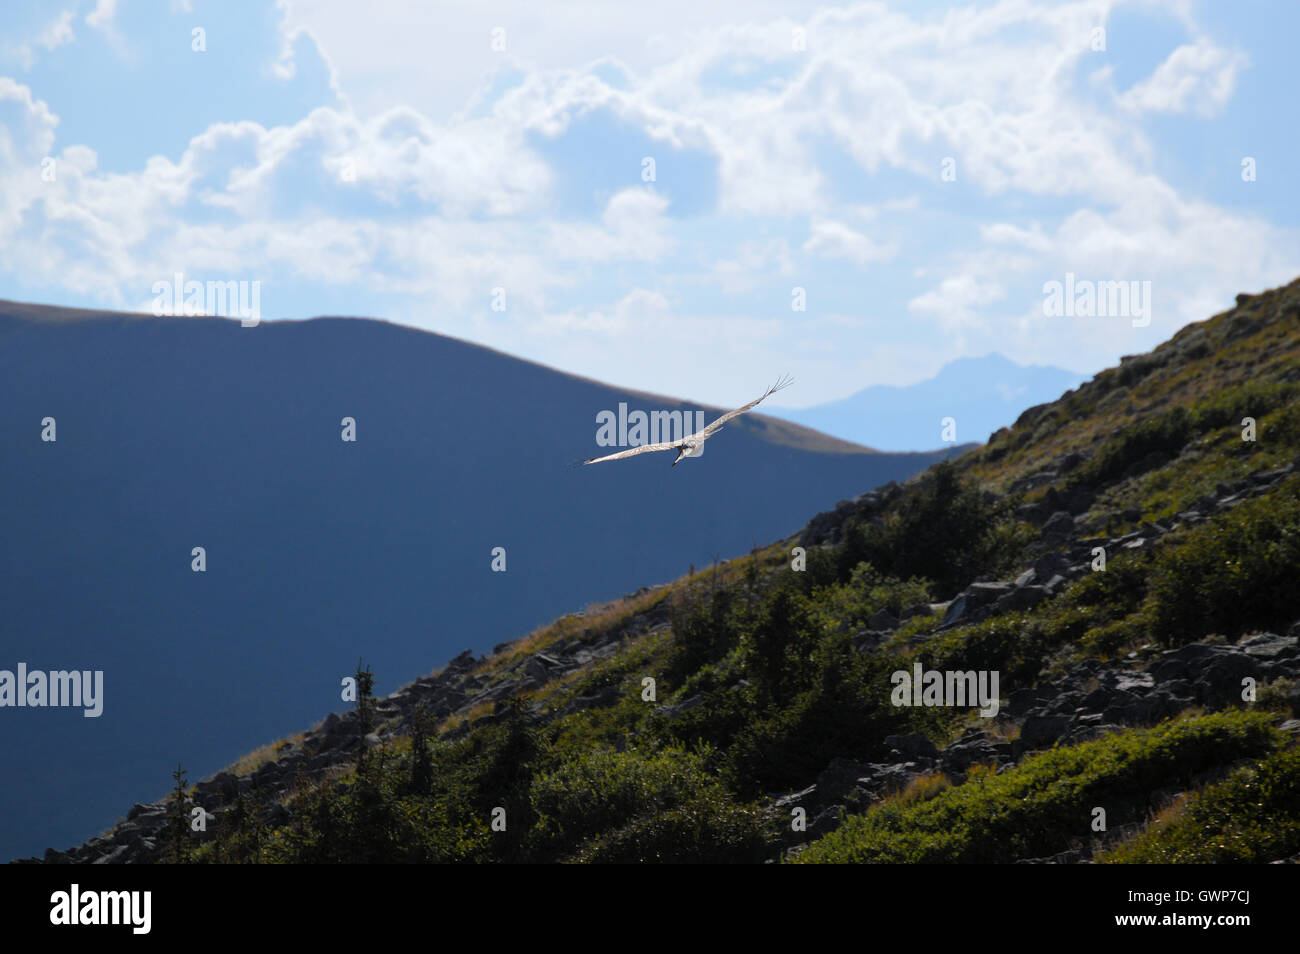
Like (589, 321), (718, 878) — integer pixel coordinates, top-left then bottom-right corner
(1238, 633), (1299, 660)
(883, 732), (939, 761)
(815, 758), (874, 803)
(868, 608), (900, 631)
(1042, 511), (1075, 537)
(1019, 713), (1070, 748)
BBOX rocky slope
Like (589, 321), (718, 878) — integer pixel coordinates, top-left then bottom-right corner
(24, 278), (1300, 865)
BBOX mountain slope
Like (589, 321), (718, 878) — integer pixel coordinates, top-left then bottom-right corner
(0, 300), (963, 862)
(772, 353), (1086, 450)
(24, 278), (1300, 865)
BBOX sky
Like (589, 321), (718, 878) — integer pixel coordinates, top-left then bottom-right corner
(1, 0), (1298, 408)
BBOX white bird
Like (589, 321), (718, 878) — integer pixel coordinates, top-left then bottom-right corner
(581, 375), (793, 467)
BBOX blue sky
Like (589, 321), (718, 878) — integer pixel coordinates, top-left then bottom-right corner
(1, 0), (1298, 407)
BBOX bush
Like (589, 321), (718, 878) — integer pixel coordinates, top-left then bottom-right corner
(920, 612), (1046, 686)
(576, 796), (776, 863)
(724, 641), (913, 794)
(794, 711), (1280, 863)
(738, 579), (821, 707)
(529, 746), (711, 858)
(841, 461), (1021, 598)
(1068, 407), (1192, 490)
(1099, 746), (1300, 864)
(663, 584), (743, 690)
(811, 562), (932, 633)
(1147, 478), (1300, 644)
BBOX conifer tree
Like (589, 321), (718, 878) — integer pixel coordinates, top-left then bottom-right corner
(409, 704), (434, 795)
(354, 658), (376, 777)
(164, 763), (192, 864)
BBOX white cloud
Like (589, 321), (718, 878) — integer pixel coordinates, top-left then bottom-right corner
(2, 0), (1297, 407)
(908, 271), (1006, 332)
(1119, 39), (1248, 117)
(802, 219), (895, 265)
(38, 11), (76, 51)
(84, 0), (127, 57)
(85, 0), (118, 31)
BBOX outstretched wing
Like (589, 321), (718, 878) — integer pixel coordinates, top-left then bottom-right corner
(582, 440), (681, 465)
(699, 374), (793, 439)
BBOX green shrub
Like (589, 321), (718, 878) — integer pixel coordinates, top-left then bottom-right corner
(738, 580), (821, 707)
(811, 562), (932, 633)
(840, 461), (1020, 599)
(1148, 478), (1300, 644)
(920, 612), (1046, 686)
(1068, 407), (1192, 490)
(663, 584), (744, 689)
(724, 641), (915, 794)
(794, 711), (1280, 863)
(529, 745), (713, 858)
(576, 796), (776, 863)
(1099, 746), (1300, 863)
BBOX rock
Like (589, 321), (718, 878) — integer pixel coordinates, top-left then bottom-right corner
(1042, 511), (1075, 537)
(524, 656), (551, 682)
(320, 712), (345, 736)
(966, 581), (1014, 602)
(446, 649), (477, 672)
(883, 732), (939, 761)
(1033, 552), (1070, 578)
(1146, 642), (1220, 681)
(995, 585), (1049, 613)
(808, 806), (844, 838)
(1114, 672), (1155, 693)
(1056, 452), (1084, 474)
(126, 802), (157, 822)
(1043, 574), (1068, 594)
(940, 594), (970, 628)
(1007, 686), (1049, 715)
(815, 758), (874, 803)
(900, 602), (932, 620)
(1019, 713), (1070, 748)
(941, 582), (1015, 627)
(653, 694), (705, 719)
(868, 608), (900, 631)
(772, 784), (817, 810)
(856, 762), (924, 796)
(1238, 633), (1299, 659)
(1015, 568), (1037, 587)
(1192, 653), (1261, 706)
(852, 630), (889, 653)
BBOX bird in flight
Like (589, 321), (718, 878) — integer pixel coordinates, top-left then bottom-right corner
(581, 375), (793, 467)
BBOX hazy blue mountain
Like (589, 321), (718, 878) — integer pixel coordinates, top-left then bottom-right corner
(770, 354), (1087, 451)
(0, 300), (969, 861)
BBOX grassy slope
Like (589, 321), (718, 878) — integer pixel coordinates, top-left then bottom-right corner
(182, 279), (1300, 864)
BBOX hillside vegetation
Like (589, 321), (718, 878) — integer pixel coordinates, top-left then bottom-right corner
(36, 279), (1300, 864)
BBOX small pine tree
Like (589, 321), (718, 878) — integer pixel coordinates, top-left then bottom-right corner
(354, 658), (376, 777)
(409, 705), (434, 795)
(164, 763), (192, 864)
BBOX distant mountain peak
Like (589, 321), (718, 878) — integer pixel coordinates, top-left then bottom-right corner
(770, 353), (1087, 452)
